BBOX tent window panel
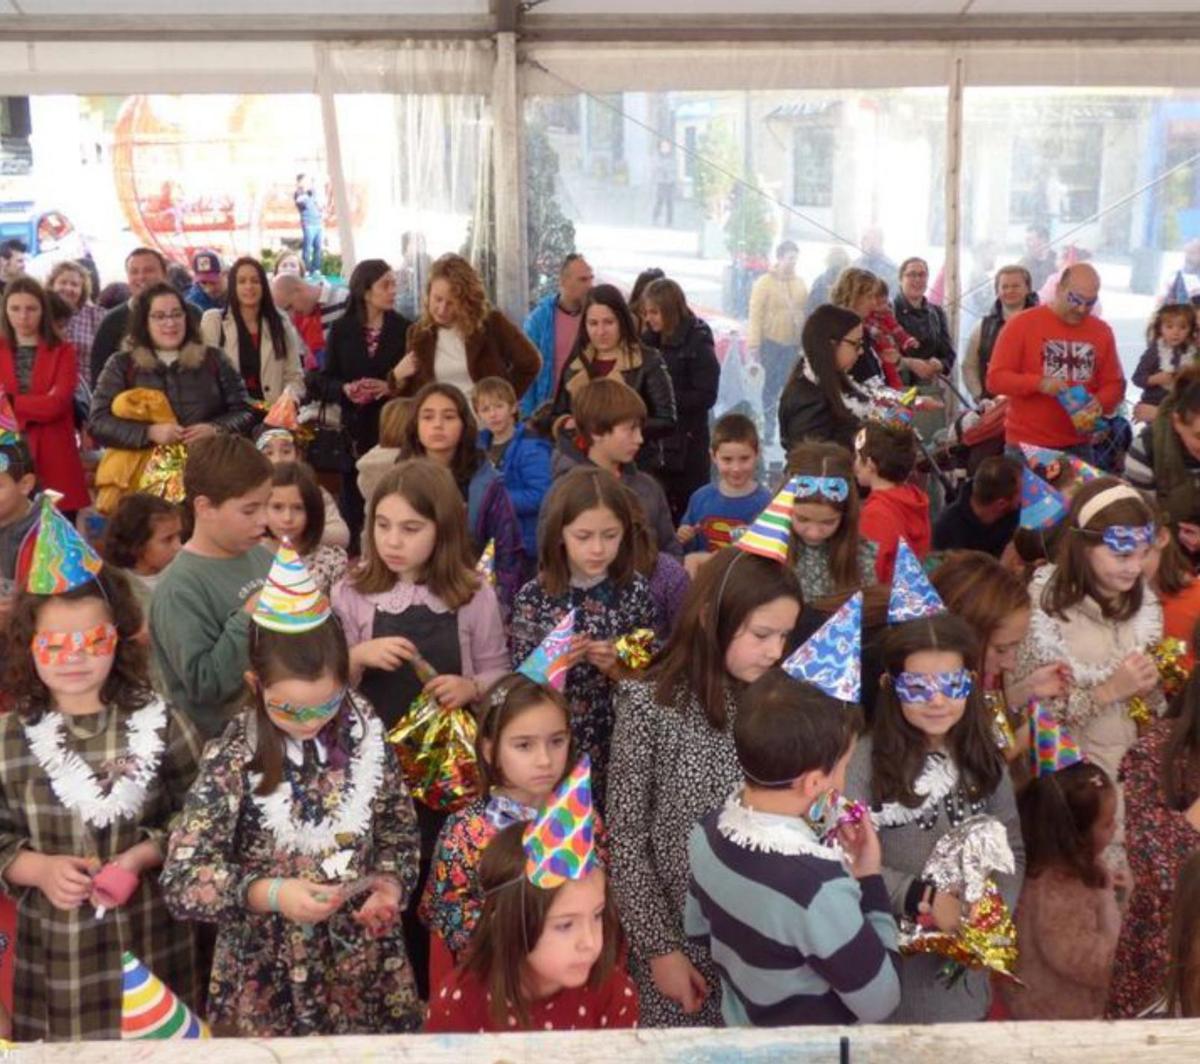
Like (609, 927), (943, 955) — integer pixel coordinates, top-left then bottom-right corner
(1008, 123), (1103, 227)
(792, 125), (834, 208)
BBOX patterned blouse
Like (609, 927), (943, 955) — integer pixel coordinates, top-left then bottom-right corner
(159, 696), (423, 1036)
(510, 573), (656, 813)
(302, 543), (348, 594)
(791, 538), (878, 600)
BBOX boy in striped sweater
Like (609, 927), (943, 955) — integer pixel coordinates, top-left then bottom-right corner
(685, 668), (901, 1026)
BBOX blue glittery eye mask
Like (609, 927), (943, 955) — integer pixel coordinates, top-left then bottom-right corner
(894, 668), (973, 704)
(1099, 524), (1155, 556)
(794, 475), (849, 503)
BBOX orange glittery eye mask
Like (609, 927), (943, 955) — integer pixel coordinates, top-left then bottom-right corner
(31, 622), (118, 665)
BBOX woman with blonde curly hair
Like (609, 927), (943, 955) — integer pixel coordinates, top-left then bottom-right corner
(391, 252), (541, 402)
(828, 266), (889, 386)
(47, 259), (105, 367)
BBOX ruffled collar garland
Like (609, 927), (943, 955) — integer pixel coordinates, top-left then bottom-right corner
(717, 792), (846, 865)
(25, 699), (168, 830)
(250, 711), (385, 856)
(873, 752), (961, 830)
(1027, 564), (1162, 700)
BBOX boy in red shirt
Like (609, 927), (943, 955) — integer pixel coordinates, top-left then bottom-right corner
(854, 420), (931, 583)
(986, 263), (1125, 452)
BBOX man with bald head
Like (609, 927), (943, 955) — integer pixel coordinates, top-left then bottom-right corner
(986, 263), (1125, 458)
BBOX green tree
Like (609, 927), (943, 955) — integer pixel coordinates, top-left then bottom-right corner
(692, 119), (739, 221)
(724, 182), (774, 261)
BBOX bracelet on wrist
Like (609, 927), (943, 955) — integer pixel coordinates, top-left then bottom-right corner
(267, 877), (283, 913)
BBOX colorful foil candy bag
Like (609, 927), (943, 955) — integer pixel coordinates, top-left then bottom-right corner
(1057, 384), (1101, 434)
(1127, 637), (1186, 725)
(136, 443), (188, 504)
(896, 814), (1021, 986)
(614, 628), (655, 670)
(387, 674), (479, 812)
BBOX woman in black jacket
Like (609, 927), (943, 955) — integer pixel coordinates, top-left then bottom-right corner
(778, 304), (869, 455)
(314, 258), (412, 543)
(552, 283), (677, 472)
(640, 277), (719, 521)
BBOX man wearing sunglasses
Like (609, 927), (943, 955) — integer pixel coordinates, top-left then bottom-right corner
(985, 262), (1125, 462)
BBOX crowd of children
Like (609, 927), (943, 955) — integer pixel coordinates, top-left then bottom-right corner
(6, 283), (1200, 1049)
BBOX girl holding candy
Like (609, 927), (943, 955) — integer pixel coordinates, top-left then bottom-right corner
(0, 496), (203, 1041)
(161, 541), (422, 1036)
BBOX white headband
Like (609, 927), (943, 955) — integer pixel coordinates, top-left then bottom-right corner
(1076, 484), (1144, 528)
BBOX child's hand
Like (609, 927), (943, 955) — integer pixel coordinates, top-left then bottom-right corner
(837, 816), (882, 879)
(276, 879), (345, 924)
(563, 634), (592, 668)
(37, 855), (99, 911)
(649, 950), (708, 1014)
(1023, 661), (1073, 701)
(919, 888), (962, 934)
(676, 524), (696, 545)
(1103, 652), (1159, 703)
(353, 877), (402, 938)
(424, 674), (478, 708)
(354, 636), (418, 671)
(584, 640), (618, 672)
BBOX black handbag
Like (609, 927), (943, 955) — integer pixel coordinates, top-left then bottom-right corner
(306, 400), (357, 474)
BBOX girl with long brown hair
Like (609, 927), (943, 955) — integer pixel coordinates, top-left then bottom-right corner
(607, 546), (803, 1028)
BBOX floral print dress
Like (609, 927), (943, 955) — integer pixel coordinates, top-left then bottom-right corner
(160, 695), (422, 1036)
(510, 573), (656, 813)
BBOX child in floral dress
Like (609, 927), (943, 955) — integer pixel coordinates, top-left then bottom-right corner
(161, 543), (422, 1035)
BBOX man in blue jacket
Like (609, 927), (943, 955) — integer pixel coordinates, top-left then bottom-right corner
(522, 253), (593, 415)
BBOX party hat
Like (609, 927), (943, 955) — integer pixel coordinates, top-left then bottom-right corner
(517, 609), (576, 691)
(781, 593), (862, 703)
(1067, 456), (1104, 483)
(120, 952), (209, 1039)
(887, 539), (944, 624)
(1020, 467), (1069, 531)
(736, 476), (800, 563)
(1030, 701), (1084, 778)
(524, 755), (599, 889)
(262, 392), (299, 431)
(0, 384), (19, 444)
(253, 538), (331, 633)
(1019, 443), (1065, 471)
(476, 538), (496, 587)
(18, 491), (104, 595)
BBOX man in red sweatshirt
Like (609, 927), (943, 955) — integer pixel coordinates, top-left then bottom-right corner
(854, 420), (931, 583)
(985, 263), (1125, 456)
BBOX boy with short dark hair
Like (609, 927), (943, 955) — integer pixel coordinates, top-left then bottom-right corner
(855, 420), (931, 581)
(932, 454), (1021, 557)
(678, 413), (772, 569)
(150, 434), (274, 738)
(547, 378), (681, 556)
(685, 669), (900, 1027)
(473, 375), (551, 570)
(0, 437), (38, 617)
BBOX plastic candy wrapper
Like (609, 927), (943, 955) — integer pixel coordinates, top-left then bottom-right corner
(810, 790), (869, 847)
(897, 814), (1021, 986)
(136, 443), (187, 503)
(475, 539), (496, 587)
(1128, 636), (1188, 725)
(1057, 384), (1102, 435)
(985, 690), (1016, 752)
(387, 652), (478, 812)
(263, 392), (300, 431)
(614, 628), (655, 670)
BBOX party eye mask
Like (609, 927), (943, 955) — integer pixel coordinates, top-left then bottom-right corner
(1101, 524), (1155, 556)
(795, 475), (849, 503)
(31, 622), (118, 665)
(265, 687), (346, 725)
(894, 668), (973, 704)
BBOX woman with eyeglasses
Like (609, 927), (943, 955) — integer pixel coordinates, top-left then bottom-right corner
(893, 256), (956, 384)
(90, 281), (255, 453)
(778, 304), (872, 454)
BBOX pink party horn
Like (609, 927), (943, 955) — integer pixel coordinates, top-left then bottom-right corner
(92, 862), (139, 919)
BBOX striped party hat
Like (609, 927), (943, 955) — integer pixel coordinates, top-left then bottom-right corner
(1030, 701), (1084, 777)
(18, 490), (104, 595)
(887, 539), (944, 624)
(735, 476), (800, 564)
(120, 952), (209, 1039)
(253, 538), (331, 633)
(0, 383), (19, 444)
(517, 609), (576, 691)
(781, 593), (862, 703)
(524, 755), (599, 888)
(1020, 467), (1069, 531)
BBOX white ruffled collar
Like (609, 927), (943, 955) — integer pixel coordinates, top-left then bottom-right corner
(873, 751), (961, 829)
(717, 791), (846, 865)
(367, 579), (450, 615)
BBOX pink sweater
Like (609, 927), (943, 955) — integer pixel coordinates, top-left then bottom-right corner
(331, 576), (510, 693)
(1002, 867), (1120, 1020)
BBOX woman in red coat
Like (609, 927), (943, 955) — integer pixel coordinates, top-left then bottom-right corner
(0, 276), (89, 513)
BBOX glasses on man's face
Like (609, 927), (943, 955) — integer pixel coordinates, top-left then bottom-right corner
(149, 311), (186, 323)
(1065, 291), (1099, 309)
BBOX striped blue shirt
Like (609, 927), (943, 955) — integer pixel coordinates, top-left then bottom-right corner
(685, 795), (901, 1026)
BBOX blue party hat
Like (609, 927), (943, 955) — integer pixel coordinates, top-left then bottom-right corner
(887, 539), (944, 624)
(781, 593), (862, 703)
(1020, 467), (1069, 531)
